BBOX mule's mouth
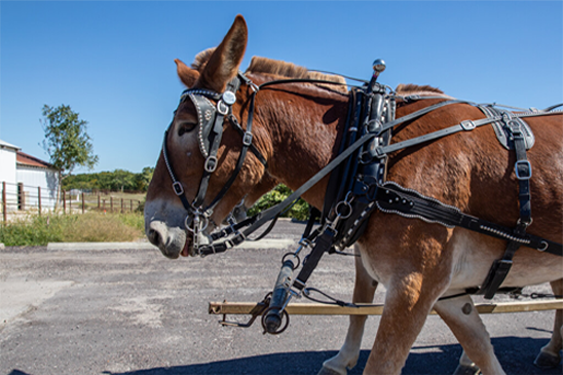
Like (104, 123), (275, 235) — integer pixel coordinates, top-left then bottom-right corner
(182, 229), (214, 257)
(181, 234), (194, 257)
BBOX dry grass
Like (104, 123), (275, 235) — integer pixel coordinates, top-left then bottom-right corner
(0, 212), (145, 246)
(61, 212), (143, 242)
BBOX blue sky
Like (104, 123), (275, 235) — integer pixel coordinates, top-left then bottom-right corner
(1, 1), (561, 174)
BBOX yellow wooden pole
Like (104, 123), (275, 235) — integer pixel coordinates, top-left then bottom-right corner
(209, 299), (563, 316)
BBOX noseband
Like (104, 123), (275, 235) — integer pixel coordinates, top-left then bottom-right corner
(161, 72), (266, 250)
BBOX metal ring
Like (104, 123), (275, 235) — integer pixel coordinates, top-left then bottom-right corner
(335, 200), (353, 219)
(261, 307), (290, 335)
(281, 252), (300, 270)
(538, 241), (548, 252)
(185, 214), (209, 233)
(217, 100), (229, 115)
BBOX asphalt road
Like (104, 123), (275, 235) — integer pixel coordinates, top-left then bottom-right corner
(0, 220), (561, 375)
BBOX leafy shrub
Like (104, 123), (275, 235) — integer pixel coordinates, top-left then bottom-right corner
(247, 184), (310, 221)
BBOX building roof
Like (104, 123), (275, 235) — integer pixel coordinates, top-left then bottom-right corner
(16, 151), (58, 170)
(0, 139), (20, 151)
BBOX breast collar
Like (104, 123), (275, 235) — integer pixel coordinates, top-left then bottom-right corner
(161, 72), (265, 236)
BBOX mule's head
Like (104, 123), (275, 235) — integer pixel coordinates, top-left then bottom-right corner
(144, 15), (268, 259)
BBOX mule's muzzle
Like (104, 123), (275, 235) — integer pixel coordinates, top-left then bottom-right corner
(146, 221), (186, 259)
(147, 227), (162, 249)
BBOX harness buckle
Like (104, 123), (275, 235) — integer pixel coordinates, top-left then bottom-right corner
(238, 71), (259, 92)
(460, 120), (476, 131)
(205, 156), (218, 173)
(515, 160), (532, 180)
(231, 232), (246, 246)
(509, 120), (523, 136)
(538, 241), (549, 252)
(242, 132), (253, 147)
(172, 181), (184, 196)
(217, 100), (230, 115)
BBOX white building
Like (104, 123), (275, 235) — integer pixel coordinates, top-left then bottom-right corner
(0, 139), (19, 212)
(1, 139), (60, 213)
(16, 151), (60, 210)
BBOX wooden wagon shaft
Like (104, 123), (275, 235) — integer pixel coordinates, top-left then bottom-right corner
(209, 299), (563, 316)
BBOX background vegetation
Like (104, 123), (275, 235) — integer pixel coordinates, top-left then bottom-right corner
(0, 105), (310, 247)
(62, 167), (154, 192)
(247, 184), (310, 221)
(0, 212), (144, 246)
(2, 173), (309, 246)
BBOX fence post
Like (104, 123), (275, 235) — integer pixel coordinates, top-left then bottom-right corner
(17, 182), (25, 211)
(98, 194), (101, 210)
(2, 182), (6, 223)
(110, 197), (113, 213)
(102, 199), (106, 211)
(69, 191), (72, 212)
(82, 192), (85, 214)
(63, 190), (66, 214)
(120, 198), (124, 213)
(130, 199), (133, 212)
(38, 186), (42, 216)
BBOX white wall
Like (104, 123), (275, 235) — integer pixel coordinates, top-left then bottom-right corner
(16, 166), (60, 210)
(0, 147), (17, 185)
(0, 147), (18, 211)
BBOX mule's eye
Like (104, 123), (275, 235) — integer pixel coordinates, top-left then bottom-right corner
(177, 121), (197, 136)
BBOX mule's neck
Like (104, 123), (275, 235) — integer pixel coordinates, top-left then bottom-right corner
(247, 75), (350, 209)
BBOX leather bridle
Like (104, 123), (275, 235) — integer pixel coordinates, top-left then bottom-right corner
(161, 72), (265, 250)
(161, 71), (353, 255)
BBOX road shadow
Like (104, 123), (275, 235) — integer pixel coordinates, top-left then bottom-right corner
(101, 337), (561, 375)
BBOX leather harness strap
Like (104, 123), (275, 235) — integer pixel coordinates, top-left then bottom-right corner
(161, 68), (562, 304)
(478, 108), (534, 298)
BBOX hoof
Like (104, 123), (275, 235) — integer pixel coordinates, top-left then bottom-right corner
(534, 350), (561, 369)
(317, 365), (346, 375)
(453, 363), (481, 375)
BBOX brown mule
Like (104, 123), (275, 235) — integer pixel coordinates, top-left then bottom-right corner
(144, 15), (562, 374)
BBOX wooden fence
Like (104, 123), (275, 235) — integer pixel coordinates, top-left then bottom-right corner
(1, 181), (143, 222)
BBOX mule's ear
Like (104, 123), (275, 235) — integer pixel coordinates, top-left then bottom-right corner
(175, 59), (200, 88)
(197, 15), (248, 92)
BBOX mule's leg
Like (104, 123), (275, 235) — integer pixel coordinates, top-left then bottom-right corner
(534, 278), (563, 369)
(318, 246), (378, 375)
(362, 271), (451, 375)
(434, 295), (505, 375)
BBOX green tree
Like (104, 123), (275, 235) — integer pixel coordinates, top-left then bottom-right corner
(41, 104), (98, 176)
(134, 167), (154, 191)
(110, 169), (135, 191)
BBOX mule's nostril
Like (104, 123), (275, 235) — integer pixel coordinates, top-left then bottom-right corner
(147, 228), (161, 247)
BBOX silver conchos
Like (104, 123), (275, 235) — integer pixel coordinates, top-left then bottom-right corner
(222, 91), (237, 105)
